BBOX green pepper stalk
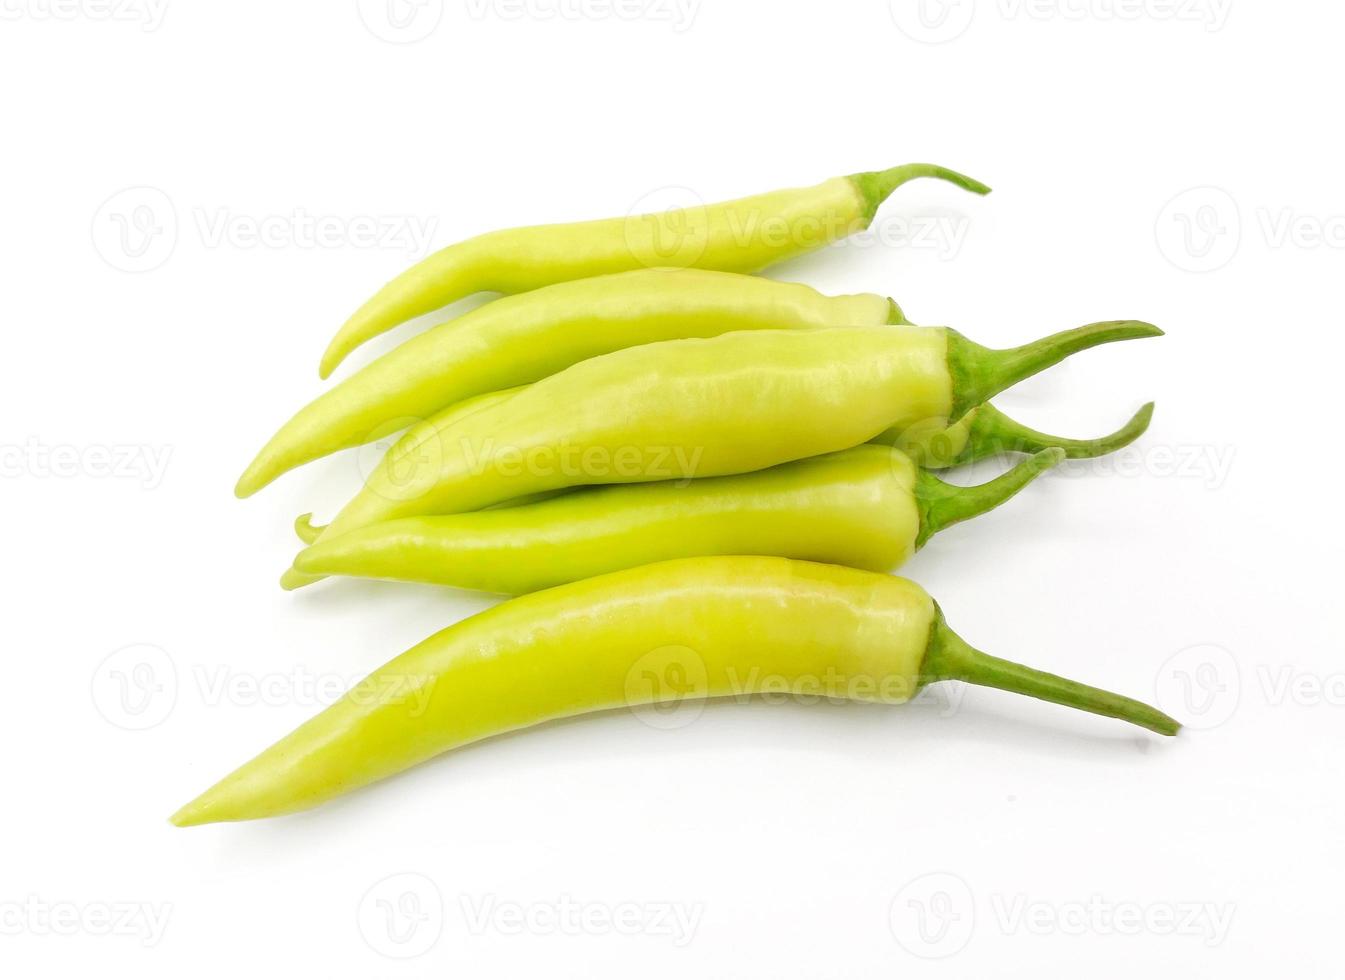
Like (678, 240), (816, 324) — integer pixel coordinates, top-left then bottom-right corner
(945, 320), (1163, 419)
(914, 447), (1064, 548)
(849, 163), (992, 223)
(885, 401), (1155, 470)
(922, 607), (1180, 736)
(957, 401), (1154, 465)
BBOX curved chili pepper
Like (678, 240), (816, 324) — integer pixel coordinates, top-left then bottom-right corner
(281, 319), (1160, 589)
(290, 397), (1152, 552)
(319, 162), (988, 378)
(171, 556), (1178, 827)
(287, 399), (1150, 549)
(238, 268), (904, 497)
(291, 445), (1063, 593)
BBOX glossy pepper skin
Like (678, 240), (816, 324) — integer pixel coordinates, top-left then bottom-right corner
(172, 556), (1179, 827)
(319, 162), (990, 377)
(293, 444), (1064, 594)
(282, 319), (1160, 588)
(285, 394), (1153, 548)
(287, 398), (1152, 548)
(237, 268), (903, 497)
(288, 397), (1153, 548)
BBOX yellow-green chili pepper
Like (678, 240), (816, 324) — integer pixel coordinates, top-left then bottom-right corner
(292, 445), (1063, 593)
(238, 268), (905, 498)
(172, 555), (1179, 827)
(281, 319), (1159, 589)
(287, 398), (1150, 549)
(287, 400), (1151, 548)
(319, 162), (989, 378)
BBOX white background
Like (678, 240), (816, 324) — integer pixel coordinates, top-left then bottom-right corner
(2, 1), (1340, 976)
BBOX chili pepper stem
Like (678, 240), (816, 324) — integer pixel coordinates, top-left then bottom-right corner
(920, 608), (1181, 735)
(946, 321), (1163, 419)
(848, 164), (992, 224)
(958, 401), (1154, 465)
(914, 448), (1064, 549)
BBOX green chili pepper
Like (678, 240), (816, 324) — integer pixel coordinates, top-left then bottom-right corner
(281, 319), (1159, 589)
(238, 268), (905, 498)
(287, 397), (1150, 549)
(319, 163), (989, 377)
(288, 399), (1150, 548)
(291, 445), (1063, 593)
(888, 401), (1156, 469)
(172, 555), (1179, 827)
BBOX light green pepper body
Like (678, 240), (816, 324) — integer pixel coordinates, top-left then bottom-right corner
(320, 163), (990, 376)
(294, 445), (1063, 594)
(284, 388), (1152, 550)
(284, 326), (950, 589)
(172, 556), (1179, 827)
(283, 320), (1158, 589)
(238, 268), (899, 497)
